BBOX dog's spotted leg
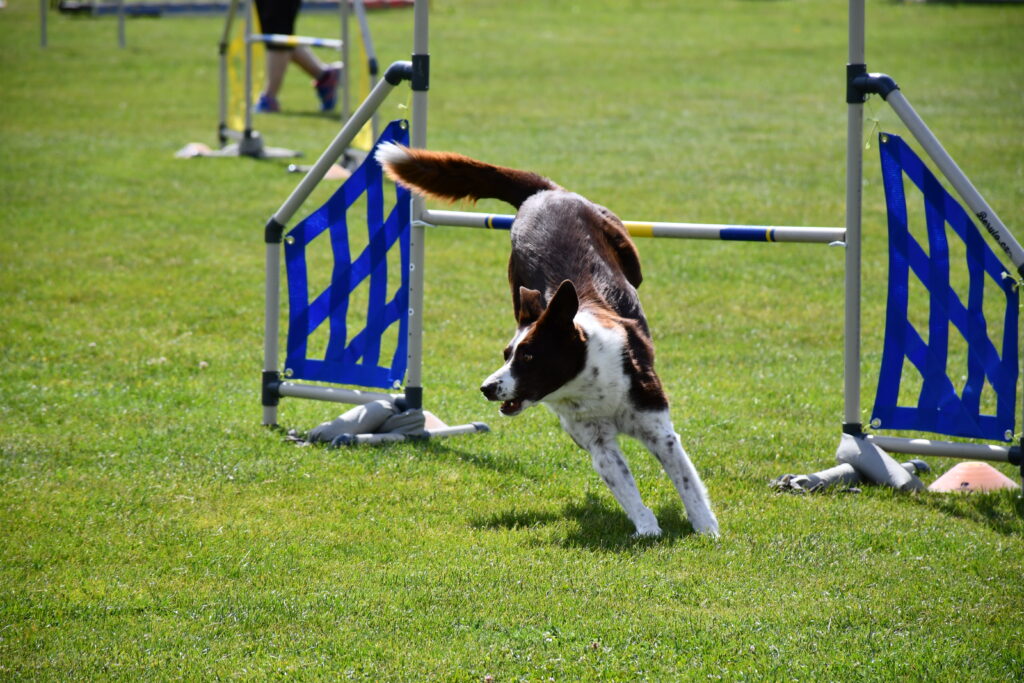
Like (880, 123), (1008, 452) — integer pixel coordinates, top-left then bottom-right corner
(562, 417), (661, 537)
(629, 411), (719, 537)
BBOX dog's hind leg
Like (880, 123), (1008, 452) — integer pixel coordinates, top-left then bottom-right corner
(562, 418), (662, 537)
(630, 412), (719, 537)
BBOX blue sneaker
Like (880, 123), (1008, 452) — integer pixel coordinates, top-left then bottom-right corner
(254, 94), (280, 113)
(314, 66), (340, 112)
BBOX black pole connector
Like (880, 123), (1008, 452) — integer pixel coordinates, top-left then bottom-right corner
(384, 60), (414, 86)
(842, 422), (865, 437)
(411, 54), (430, 92)
(368, 57), (380, 77)
(1010, 441), (1024, 485)
(405, 386), (423, 410)
(262, 370), (281, 408)
(265, 217), (285, 244)
(847, 64), (900, 103)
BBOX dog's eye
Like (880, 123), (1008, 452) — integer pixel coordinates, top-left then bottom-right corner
(522, 354), (534, 363)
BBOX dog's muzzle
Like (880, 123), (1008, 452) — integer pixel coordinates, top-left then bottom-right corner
(480, 378), (528, 416)
(480, 380), (501, 401)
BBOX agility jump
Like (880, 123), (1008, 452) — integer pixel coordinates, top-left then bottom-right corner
(215, 0), (379, 159)
(259, 0), (1022, 482)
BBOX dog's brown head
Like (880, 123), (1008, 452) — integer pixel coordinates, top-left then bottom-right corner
(479, 280), (588, 415)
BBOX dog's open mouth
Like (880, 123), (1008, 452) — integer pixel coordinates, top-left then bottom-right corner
(500, 399), (525, 416)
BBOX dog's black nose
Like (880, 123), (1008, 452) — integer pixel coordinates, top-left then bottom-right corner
(480, 381), (499, 400)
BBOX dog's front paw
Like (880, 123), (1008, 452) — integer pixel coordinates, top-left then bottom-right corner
(631, 523), (663, 539)
(693, 517), (720, 538)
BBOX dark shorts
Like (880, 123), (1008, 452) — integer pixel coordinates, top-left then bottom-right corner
(255, 0), (302, 50)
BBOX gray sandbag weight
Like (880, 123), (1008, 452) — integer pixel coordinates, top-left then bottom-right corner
(835, 433), (925, 491)
(378, 409), (427, 435)
(776, 463), (863, 491)
(307, 400), (396, 443)
(773, 460), (928, 492)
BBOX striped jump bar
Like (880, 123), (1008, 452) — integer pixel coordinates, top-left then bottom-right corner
(249, 34), (344, 50)
(419, 210), (845, 244)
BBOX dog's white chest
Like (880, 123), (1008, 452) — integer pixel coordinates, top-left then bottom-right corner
(543, 311), (630, 421)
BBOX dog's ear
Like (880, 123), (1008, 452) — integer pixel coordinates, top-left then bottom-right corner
(517, 287), (545, 326)
(541, 280), (579, 329)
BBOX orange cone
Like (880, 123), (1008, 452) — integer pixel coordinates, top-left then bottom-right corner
(927, 461), (1021, 493)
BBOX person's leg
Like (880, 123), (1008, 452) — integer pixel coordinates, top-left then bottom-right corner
(290, 46), (326, 79)
(291, 46), (340, 112)
(254, 0), (299, 111)
(264, 48), (292, 98)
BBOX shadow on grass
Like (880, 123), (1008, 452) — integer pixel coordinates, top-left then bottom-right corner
(906, 488), (1024, 537)
(285, 428), (542, 478)
(374, 439), (541, 479)
(422, 440), (541, 478)
(471, 493), (698, 552)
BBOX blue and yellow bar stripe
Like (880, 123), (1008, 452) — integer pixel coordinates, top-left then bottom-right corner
(250, 34), (343, 50)
(624, 222), (778, 241)
(483, 214), (515, 230)
(721, 227), (778, 242)
(625, 222), (655, 238)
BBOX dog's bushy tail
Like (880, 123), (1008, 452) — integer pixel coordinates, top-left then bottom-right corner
(375, 143), (560, 209)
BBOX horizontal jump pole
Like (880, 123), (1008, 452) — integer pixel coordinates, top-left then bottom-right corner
(418, 209), (845, 244)
(277, 381), (404, 405)
(249, 33), (344, 50)
(331, 422), (490, 446)
(865, 434), (1016, 464)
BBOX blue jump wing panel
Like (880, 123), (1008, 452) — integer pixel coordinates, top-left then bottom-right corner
(283, 119), (411, 390)
(872, 133), (1018, 442)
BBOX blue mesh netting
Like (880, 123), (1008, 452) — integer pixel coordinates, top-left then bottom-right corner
(283, 119), (411, 390)
(872, 133), (1018, 442)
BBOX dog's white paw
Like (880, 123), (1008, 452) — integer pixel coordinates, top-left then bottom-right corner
(631, 523), (663, 539)
(693, 518), (720, 538)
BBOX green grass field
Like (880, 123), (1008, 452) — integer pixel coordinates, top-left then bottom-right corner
(2, 0), (1023, 679)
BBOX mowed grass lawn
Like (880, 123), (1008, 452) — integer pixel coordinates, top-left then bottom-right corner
(2, 0), (1023, 679)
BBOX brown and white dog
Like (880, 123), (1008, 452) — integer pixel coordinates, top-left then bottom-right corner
(376, 144), (718, 538)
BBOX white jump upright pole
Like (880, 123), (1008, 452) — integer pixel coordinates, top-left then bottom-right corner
(404, 0), (430, 412)
(843, 0), (867, 436)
